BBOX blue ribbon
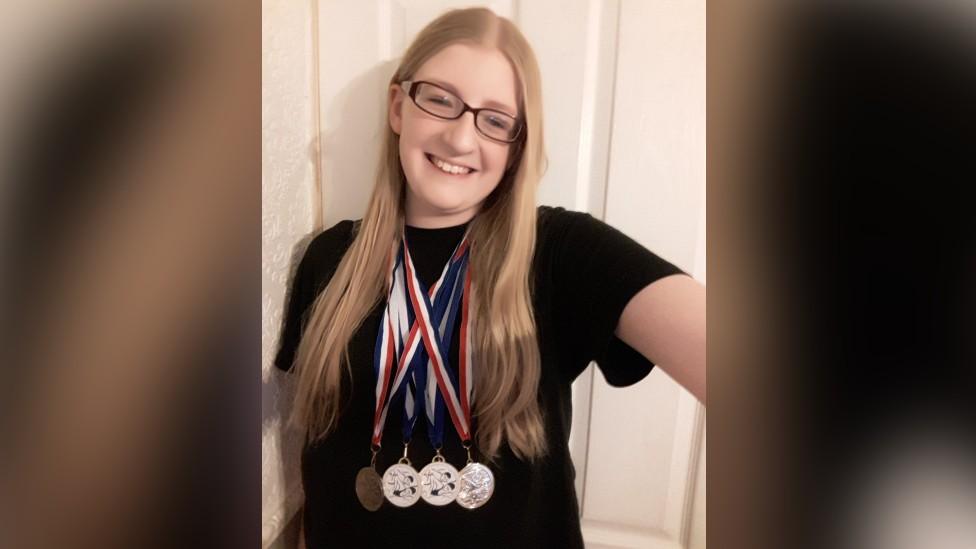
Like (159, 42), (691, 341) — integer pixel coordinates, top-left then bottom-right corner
(412, 255), (467, 448)
(396, 239), (469, 447)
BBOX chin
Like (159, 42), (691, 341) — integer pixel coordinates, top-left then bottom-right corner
(420, 193), (475, 214)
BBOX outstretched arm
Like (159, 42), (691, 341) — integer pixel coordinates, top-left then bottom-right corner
(615, 274), (706, 404)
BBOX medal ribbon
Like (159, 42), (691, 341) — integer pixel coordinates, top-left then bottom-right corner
(413, 254), (467, 448)
(402, 240), (475, 442)
(370, 229), (470, 447)
(401, 240), (466, 445)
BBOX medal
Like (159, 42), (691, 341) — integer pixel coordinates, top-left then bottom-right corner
(457, 461), (495, 509)
(419, 449), (460, 505)
(382, 443), (421, 507)
(455, 258), (494, 509)
(363, 229), (472, 510)
(402, 242), (496, 509)
(355, 445), (384, 511)
(413, 250), (466, 506)
(356, 242), (414, 511)
(355, 467), (384, 510)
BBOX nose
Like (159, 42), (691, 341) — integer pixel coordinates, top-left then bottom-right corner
(442, 111), (479, 153)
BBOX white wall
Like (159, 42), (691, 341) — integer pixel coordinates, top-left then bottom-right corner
(261, 0), (318, 546)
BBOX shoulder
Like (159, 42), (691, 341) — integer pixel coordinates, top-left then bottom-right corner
(536, 204), (603, 226)
(536, 204), (587, 234)
(295, 219), (359, 288)
(534, 204), (686, 277)
(536, 204), (581, 225)
(536, 204), (614, 243)
(302, 219), (358, 265)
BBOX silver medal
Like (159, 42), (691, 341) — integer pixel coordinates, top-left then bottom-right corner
(419, 455), (460, 506)
(382, 460), (421, 507)
(456, 461), (494, 509)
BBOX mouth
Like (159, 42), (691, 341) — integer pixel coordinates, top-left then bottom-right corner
(425, 153), (478, 176)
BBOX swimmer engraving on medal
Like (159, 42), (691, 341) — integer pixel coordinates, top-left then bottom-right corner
(422, 468), (457, 496)
(387, 468), (417, 498)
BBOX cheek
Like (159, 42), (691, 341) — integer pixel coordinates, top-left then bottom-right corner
(400, 112), (441, 143)
(481, 147), (511, 177)
(398, 116), (511, 178)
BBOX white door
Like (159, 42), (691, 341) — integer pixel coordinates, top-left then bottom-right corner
(262, 2), (705, 547)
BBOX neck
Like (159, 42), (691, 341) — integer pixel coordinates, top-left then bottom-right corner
(405, 195), (481, 228)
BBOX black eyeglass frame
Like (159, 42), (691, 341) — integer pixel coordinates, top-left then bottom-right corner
(400, 80), (524, 144)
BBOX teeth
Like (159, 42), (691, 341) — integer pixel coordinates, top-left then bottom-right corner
(430, 154), (472, 175)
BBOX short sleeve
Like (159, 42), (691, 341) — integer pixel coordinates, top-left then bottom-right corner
(546, 207), (688, 386)
(273, 220), (355, 372)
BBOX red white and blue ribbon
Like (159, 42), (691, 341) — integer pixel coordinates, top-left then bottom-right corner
(370, 229), (474, 448)
(412, 247), (467, 448)
(402, 239), (473, 442)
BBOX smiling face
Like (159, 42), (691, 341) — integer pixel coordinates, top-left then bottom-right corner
(389, 43), (520, 228)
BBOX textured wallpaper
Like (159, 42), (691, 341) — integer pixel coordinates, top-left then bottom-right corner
(262, 0), (317, 546)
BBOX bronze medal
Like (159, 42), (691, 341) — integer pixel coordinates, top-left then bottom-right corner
(355, 466), (384, 511)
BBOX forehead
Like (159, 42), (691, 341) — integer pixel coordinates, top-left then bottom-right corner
(413, 43), (519, 115)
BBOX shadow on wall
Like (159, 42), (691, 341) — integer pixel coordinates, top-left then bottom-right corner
(317, 59), (402, 226)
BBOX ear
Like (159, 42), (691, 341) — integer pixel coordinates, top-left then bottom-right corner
(388, 84), (404, 135)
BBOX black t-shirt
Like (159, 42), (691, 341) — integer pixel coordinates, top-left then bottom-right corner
(275, 205), (686, 548)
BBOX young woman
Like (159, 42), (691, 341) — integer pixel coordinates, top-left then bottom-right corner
(275, 7), (705, 548)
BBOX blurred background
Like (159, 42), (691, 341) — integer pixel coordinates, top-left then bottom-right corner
(0, 1), (973, 548)
(709, 1), (976, 549)
(0, 1), (260, 548)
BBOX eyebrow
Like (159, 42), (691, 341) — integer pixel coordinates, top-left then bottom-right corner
(424, 78), (518, 117)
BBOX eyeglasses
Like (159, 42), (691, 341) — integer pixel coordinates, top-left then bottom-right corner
(400, 80), (523, 143)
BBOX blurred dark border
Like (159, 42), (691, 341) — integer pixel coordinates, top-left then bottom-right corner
(710, 2), (976, 548)
(1, 2), (260, 548)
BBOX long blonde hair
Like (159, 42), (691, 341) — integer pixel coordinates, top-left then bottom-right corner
(289, 7), (548, 464)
